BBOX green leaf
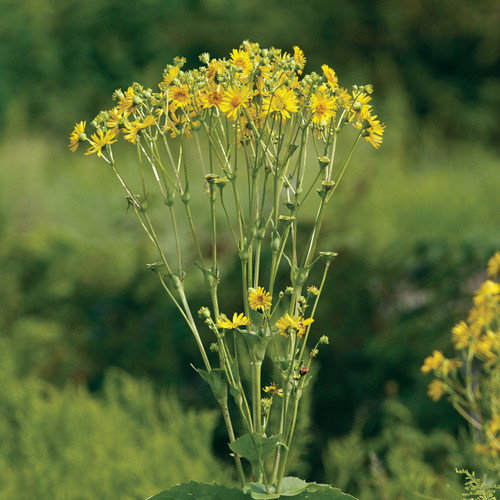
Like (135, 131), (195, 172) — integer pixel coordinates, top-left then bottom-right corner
(193, 366), (227, 402)
(278, 477), (307, 496)
(146, 480), (358, 500)
(229, 433), (281, 473)
(239, 330), (271, 363)
(300, 483), (358, 499)
(243, 482), (279, 499)
(146, 480), (248, 499)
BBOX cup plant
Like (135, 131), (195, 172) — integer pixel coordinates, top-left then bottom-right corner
(69, 41), (385, 499)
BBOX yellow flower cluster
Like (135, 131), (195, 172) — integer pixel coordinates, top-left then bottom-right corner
(69, 41), (384, 155)
(422, 252), (500, 459)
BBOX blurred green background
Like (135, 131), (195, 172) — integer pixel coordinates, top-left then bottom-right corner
(1, 0), (499, 498)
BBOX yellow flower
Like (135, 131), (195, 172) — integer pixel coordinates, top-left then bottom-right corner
(162, 65), (180, 87)
(117, 86), (141, 115)
(169, 84), (191, 111)
(220, 86), (254, 121)
(321, 64), (338, 90)
(85, 129), (117, 157)
(124, 115), (156, 144)
(452, 321), (471, 349)
(275, 313), (314, 338)
(196, 84), (224, 110)
(421, 350), (445, 374)
(248, 286), (272, 311)
(68, 121), (87, 152)
(427, 379), (445, 401)
(263, 382), (283, 397)
(488, 414), (500, 435)
(487, 251), (500, 278)
(262, 86), (299, 120)
(230, 49), (253, 79)
(106, 108), (129, 136)
(206, 60), (225, 82)
(355, 112), (386, 149)
(310, 91), (337, 126)
(307, 286), (320, 296)
(217, 312), (251, 330)
(293, 46), (306, 73)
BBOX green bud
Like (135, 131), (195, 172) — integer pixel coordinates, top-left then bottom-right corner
(146, 262), (166, 274)
(319, 251), (338, 262)
(199, 52), (210, 64)
(215, 177), (229, 189)
(285, 286), (294, 296)
(210, 343), (219, 352)
(278, 215), (296, 225)
(198, 306), (211, 320)
(317, 156), (330, 169)
(319, 335), (329, 344)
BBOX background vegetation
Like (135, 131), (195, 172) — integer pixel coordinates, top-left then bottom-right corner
(1, 0), (499, 498)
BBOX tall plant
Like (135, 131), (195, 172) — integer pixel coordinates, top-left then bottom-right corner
(70, 41), (384, 498)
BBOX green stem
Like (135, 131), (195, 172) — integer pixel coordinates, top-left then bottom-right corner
(252, 361), (263, 434)
(219, 399), (246, 487)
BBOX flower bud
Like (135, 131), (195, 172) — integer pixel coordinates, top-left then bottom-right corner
(319, 251), (338, 262)
(215, 177), (229, 189)
(199, 52), (210, 64)
(205, 173), (218, 184)
(299, 366), (309, 376)
(319, 335), (329, 344)
(198, 306), (211, 320)
(317, 156), (330, 169)
(210, 343), (219, 352)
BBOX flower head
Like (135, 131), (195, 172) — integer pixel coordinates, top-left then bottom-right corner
(427, 379), (445, 402)
(263, 383), (283, 397)
(124, 115), (156, 144)
(68, 121), (87, 152)
(421, 350), (445, 374)
(310, 91), (336, 126)
(262, 86), (299, 120)
(217, 312), (251, 330)
(321, 65), (338, 90)
(487, 251), (500, 278)
(219, 85), (254, 121)
(85, 129), (117, 157)
(248, 286), (272, 311)
(275, 313), (313, 337)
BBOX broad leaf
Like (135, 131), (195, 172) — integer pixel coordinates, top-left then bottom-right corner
(229, 432), (281, 474)
(146, 480), (248, 499)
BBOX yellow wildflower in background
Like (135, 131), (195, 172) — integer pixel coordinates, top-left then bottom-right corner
(452, 321), (471, 349)
(263, 383), (283, 397)
(487, 251), (500, 278)
(427, 379), (445, 401)
(248, 286), (272, 311)
(421, 350), (445, 374)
